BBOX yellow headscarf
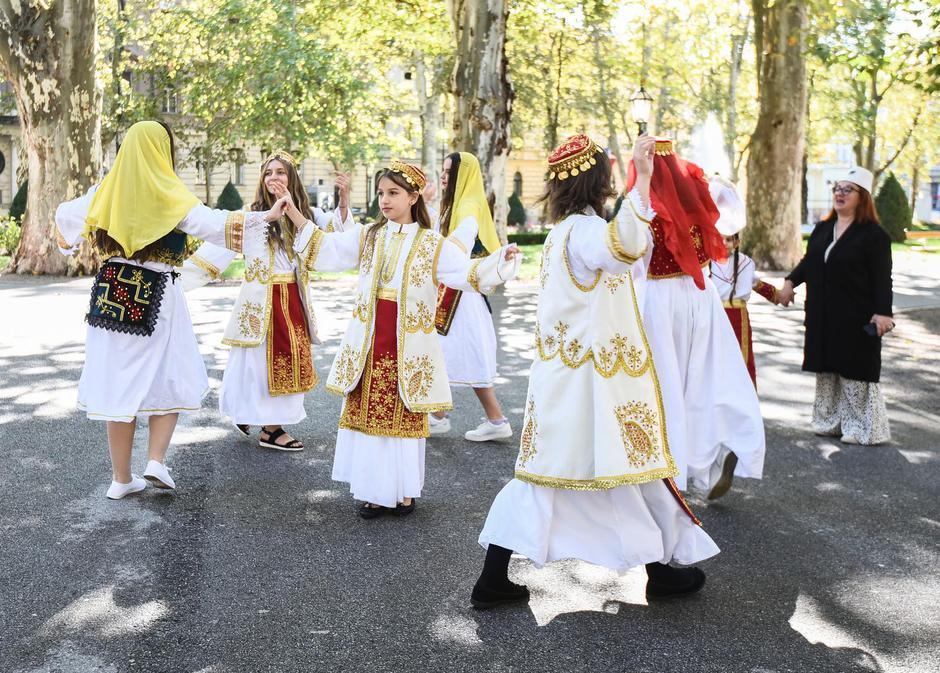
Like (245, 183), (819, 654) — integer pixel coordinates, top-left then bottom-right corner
(450, 152), (500, 253)
(84, 121), (201, 257)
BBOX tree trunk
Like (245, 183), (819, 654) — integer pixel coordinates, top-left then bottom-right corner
(591, 31), (627, 184)
(1, 0), (102, 275)
(414, 55), (441, 177)
(744, 0), (806, 269)
(449, 0), (514, 244)
(543, 32), (563, 152)
(727, 11), (750, 182)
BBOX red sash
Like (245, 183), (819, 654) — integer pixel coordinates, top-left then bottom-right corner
(267, 280), (317, 396)
(723, 304), (757, 387)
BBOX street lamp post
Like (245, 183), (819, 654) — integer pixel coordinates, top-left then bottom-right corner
(630, 86), (654, 136)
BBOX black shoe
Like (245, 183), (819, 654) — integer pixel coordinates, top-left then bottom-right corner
(358, 503), (387, 519)
(645, 563), (706, 600)
(470, 580), (530, 610)
(708, 452), (738, 500)
(393, 500), (416, 517)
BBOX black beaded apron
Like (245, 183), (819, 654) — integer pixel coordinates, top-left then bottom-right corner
(85, 260), (170, 337)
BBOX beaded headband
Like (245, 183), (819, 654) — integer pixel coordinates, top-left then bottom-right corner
(261, 150), (297, 167)
(388, 159), (427, 191)
(547, 134), (601, 180)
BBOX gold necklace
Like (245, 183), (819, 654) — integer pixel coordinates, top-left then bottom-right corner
(380, 223), (408, 285)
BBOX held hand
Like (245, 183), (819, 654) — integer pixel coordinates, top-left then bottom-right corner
(870, 314), (895, 337)
(264, 195), (292, 222)
(270, 181), (297, 215)
(632, 135), (656, 179)
(334, 171), (351, 205)
(503, 243), (521, 262)
(423, 180), (438, 203)
(777, 281), (796, 307)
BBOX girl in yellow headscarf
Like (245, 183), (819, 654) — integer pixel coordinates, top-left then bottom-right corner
(430, 152), (514, 443)
(54, 120), (281, 501)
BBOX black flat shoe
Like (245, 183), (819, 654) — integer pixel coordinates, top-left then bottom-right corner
(235, 424), (251, 436)
(393, 500), (416, 517)
(358, 503), (387, 519)
(470, 580), (530, 609)
(645, 563), (706, 600)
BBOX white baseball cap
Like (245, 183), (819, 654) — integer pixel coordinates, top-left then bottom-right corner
(708, 176), (746, 237)
(839, 166), (874, 194)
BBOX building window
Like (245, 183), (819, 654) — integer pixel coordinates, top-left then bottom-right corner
(931, 181), (940, 212)
(229, 148), (246, 185)
(513, 171), (523, 197)
(161, 88), (178, 114)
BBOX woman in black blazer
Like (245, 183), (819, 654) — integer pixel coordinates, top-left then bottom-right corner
(778, 166), (894, 445)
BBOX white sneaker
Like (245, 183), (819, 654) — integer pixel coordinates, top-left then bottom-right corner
(106, 475), (147, 500)
(143, 460), (176, 490)
(465, 419), (513, 442)
(429, 415), (451, 435)
(839, 434), (859, 445)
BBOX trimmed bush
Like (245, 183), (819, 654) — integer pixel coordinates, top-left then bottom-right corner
(874, 173), (912, 243)
(508, 231), (548, 246)
(367, 194), (380, 221)
(508, 191), (527, 227)
(0, 216), (21, 255)
(9, 181), (27, 223)
(215, 181), (244, 210)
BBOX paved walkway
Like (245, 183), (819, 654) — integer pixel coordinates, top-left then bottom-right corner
(0, 251), (937, 673)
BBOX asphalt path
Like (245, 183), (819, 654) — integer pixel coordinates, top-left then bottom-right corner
(0, 253), (937, 673)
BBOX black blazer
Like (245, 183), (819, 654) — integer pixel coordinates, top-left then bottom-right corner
(786, 218), (893, 383)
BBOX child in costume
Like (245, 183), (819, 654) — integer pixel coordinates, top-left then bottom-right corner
(181, 152), (353, 451)
(284, 161), (521, 518)
(472, 135), (718, 609)
(54, 121), (274, 499)
(430, 152), (513, 442)
(707, 177), (780, 386)
(626, 139), (765, 501)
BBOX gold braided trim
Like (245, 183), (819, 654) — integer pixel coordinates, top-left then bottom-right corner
(514, 466), (678, 491)
(447, 236), (469, 254)
(388, 159), (427, 190)
(648, 261), (710, 280)
(304, 227), (326, 272)
(627, 194), (653, 225)
(271, 273), (296, 284)
(723, 298), (747, 309)
(189, 254), (221, 280)
(222, 282), (274, 347)
(262, 149), (297, 167)
(377, 287), (397, 300)
(605, 220), (643, 264)
(547, 138), (601, 181)
(467, 258), (484, 293)
(563, 228), (601, 291)
(654, 139), (674, 156)
(55, 225), (71, 250)
(431, 237), (445, 287)
(535, 323), (651, 378)
(739, 304), (751, 364)
(225, 211), (245, 254)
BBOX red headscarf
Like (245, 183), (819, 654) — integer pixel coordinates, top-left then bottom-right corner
(627, 143), (726, 289)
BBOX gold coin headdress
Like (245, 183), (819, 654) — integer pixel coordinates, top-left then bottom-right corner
(547, 134), (602, 180)
(388, 160), (427, 191)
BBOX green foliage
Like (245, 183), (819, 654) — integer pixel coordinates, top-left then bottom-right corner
(507, 191), (527, 227)
(9, 181), (27, 222)
(215, 181), (244, 210)
(0, 216), (22, 255)
(508, 231), (548, 246)
(874, 173), (912, 243)
(367, 194), (380, 221)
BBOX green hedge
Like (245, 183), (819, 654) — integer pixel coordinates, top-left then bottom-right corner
(874, 173), (912, 244)
(508, 231), (548, 245)
(9, 181), (27, 222)
(215, 181), (244, 210)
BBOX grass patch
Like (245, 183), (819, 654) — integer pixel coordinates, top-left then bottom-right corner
(893, 240), (940, 254)
(0, 255), (9, 271)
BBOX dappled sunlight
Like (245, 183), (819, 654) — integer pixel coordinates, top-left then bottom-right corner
(430, 614), (483, 646)
(41, 586), (168, 638)
(513, 560), (647, 627)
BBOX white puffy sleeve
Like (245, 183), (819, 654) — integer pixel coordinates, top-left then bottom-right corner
(565, 189), (652, 284)
(435, 239), (519, 294)
(293, 220), (364, 273)
(179, 241), (238, 291)
(54, 185), (98, 255)
(312, 206), (354, 233)
(446, 215), (479, 257)
(177, 204), (270, 254)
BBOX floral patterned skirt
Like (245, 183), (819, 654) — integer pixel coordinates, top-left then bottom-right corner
(339, 298), (429, 438)
(266, 280), (317, 397)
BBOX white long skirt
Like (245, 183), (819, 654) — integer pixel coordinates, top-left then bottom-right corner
(331, 429), (425, 507)
(642, 276), (765, 490)
(77, 265), (208, 422)
(439, 292), (498, 388)
(219, 342), (307, 426)
(479, 479), (719, 573)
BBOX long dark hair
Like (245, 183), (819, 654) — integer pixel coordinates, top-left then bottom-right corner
(362, 169), (432, 261)
(821, 186), (880, 227)
(438, 152), (461, 237)
(251, 155), (312, 252)
(536, 148), (615, 223)
(94, 120), (182, 261)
